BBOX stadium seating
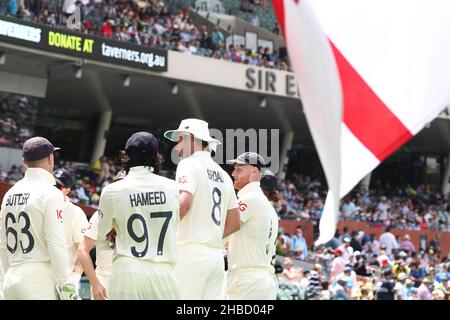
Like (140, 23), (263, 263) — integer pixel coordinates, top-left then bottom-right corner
(219, 0), (277, 32)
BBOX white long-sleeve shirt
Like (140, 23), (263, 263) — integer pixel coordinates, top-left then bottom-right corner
(227, 182), (278, 274)
(0, 168), (70, 286)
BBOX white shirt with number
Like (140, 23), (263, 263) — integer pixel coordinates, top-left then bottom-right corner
(82, 211), (113, 278)
(97, 166), (179, 264)
(175, 151), (238, 249)
(227, 182), (278, 274)
(0, 168), (70, 286)
(62, 201), (88, 272)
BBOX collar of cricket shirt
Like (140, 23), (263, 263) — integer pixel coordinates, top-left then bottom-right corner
(192, 150), (211, 158)
(128, 166), (155, 176)
(24, 167), (56, 185)
(237, 181), (261, 197)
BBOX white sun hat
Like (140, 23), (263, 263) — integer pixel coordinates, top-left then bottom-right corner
(164, 118), (221, 147)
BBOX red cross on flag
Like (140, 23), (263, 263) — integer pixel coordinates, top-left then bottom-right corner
(273, 0), (450, 244)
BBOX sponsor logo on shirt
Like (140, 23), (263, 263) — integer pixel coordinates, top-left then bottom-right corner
(56, 209), (63, 221)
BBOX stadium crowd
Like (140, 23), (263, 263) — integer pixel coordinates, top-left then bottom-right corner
(0, 94), (37, 149)
(276, 224), (450, 300)
(0, 0), (290, 71)
(276, 174), (450, 232)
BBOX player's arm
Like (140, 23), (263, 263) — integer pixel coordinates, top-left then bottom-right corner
(223, 207), (240, 238)
(44, 190), (78, 299)
(179, 190), (193, 220)
(223, 185), (240, 238)
(71, 208), (89, 277)
(97, 188), (115, 251)
(176, 160), (197, 220)
(77, 235), (108, 300)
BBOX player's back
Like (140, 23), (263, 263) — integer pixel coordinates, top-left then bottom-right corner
(1, 170), (64, 266)
(176, 151), (236, 249)
(100, 167), (179, 263)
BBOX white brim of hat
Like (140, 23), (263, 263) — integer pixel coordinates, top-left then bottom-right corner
(163, 129), (221, 145)
(227, 159), (247, 165)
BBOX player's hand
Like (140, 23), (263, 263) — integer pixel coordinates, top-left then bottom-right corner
(56, 283), (80, 300)
(91, 280), (108, 300)
(106, 228), (117, 249)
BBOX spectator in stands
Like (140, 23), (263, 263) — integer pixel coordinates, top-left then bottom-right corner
(0, 164), (7, 181)
(96, 155), (111, 184)
(337, 237), (351, 263)
(289, 226), (308, 260)
(319, 281), (333, 300)
(417, 277), (434, 300)
(273, 22), (281, 35)
(394, 272), (409, 300)
(339, 226), (350, 243)
(0, 0), (17, 16)
(399, 234), (416, 254)
(354, 254), (370, 277)
(100, 17), (113, 38)
(240, 0), (254, 13)
(375, 268), (395, 300)
(392, 260), (410, 279)
(428, 234), (441, 254)
(349, 230), (363, 252)
(379, 226), (399, 256)
(282, 258), (302, 283)
(333, 274), (350, 300)
(250, 10), (260, 27)
(211, 26), (224, 49)
(330, 248), (346, 283)
(410, 261), (426, 288)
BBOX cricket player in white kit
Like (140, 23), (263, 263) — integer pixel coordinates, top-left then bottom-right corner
(77, 171), (126, 300)
(53, 169), (88, 292)
(97, 132), (180, 299)
(0, 137), (78, 300)
(226, 152), (279, 300)
(164, 118), (241, 300)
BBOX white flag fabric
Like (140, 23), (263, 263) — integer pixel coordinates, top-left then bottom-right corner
(273, 0), (450, 244)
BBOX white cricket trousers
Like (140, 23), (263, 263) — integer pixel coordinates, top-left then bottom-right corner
(226, 268), (278, 300)
(3, 261), (59, 300)
(176, 244), (225, 300)
(108, 257), (180, 300)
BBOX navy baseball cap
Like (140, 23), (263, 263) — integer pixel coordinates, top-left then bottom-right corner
(53, 169), (72, 188)
(23, 137), (60, 162)
(125, 132), (159, 157)
(260, 170), (279, 192)
(227, 152), (267, 169)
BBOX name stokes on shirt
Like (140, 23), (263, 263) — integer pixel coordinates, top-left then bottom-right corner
(207, 169), (224, 183)
(5, 193), (30, 206)
(129, 191), (166, 207)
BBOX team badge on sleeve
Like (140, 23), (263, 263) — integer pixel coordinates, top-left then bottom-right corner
(238, 201), (247, 212)
(178, 176), (187, 184)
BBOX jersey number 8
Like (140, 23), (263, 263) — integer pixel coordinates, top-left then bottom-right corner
(211, 187), (222, 226)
